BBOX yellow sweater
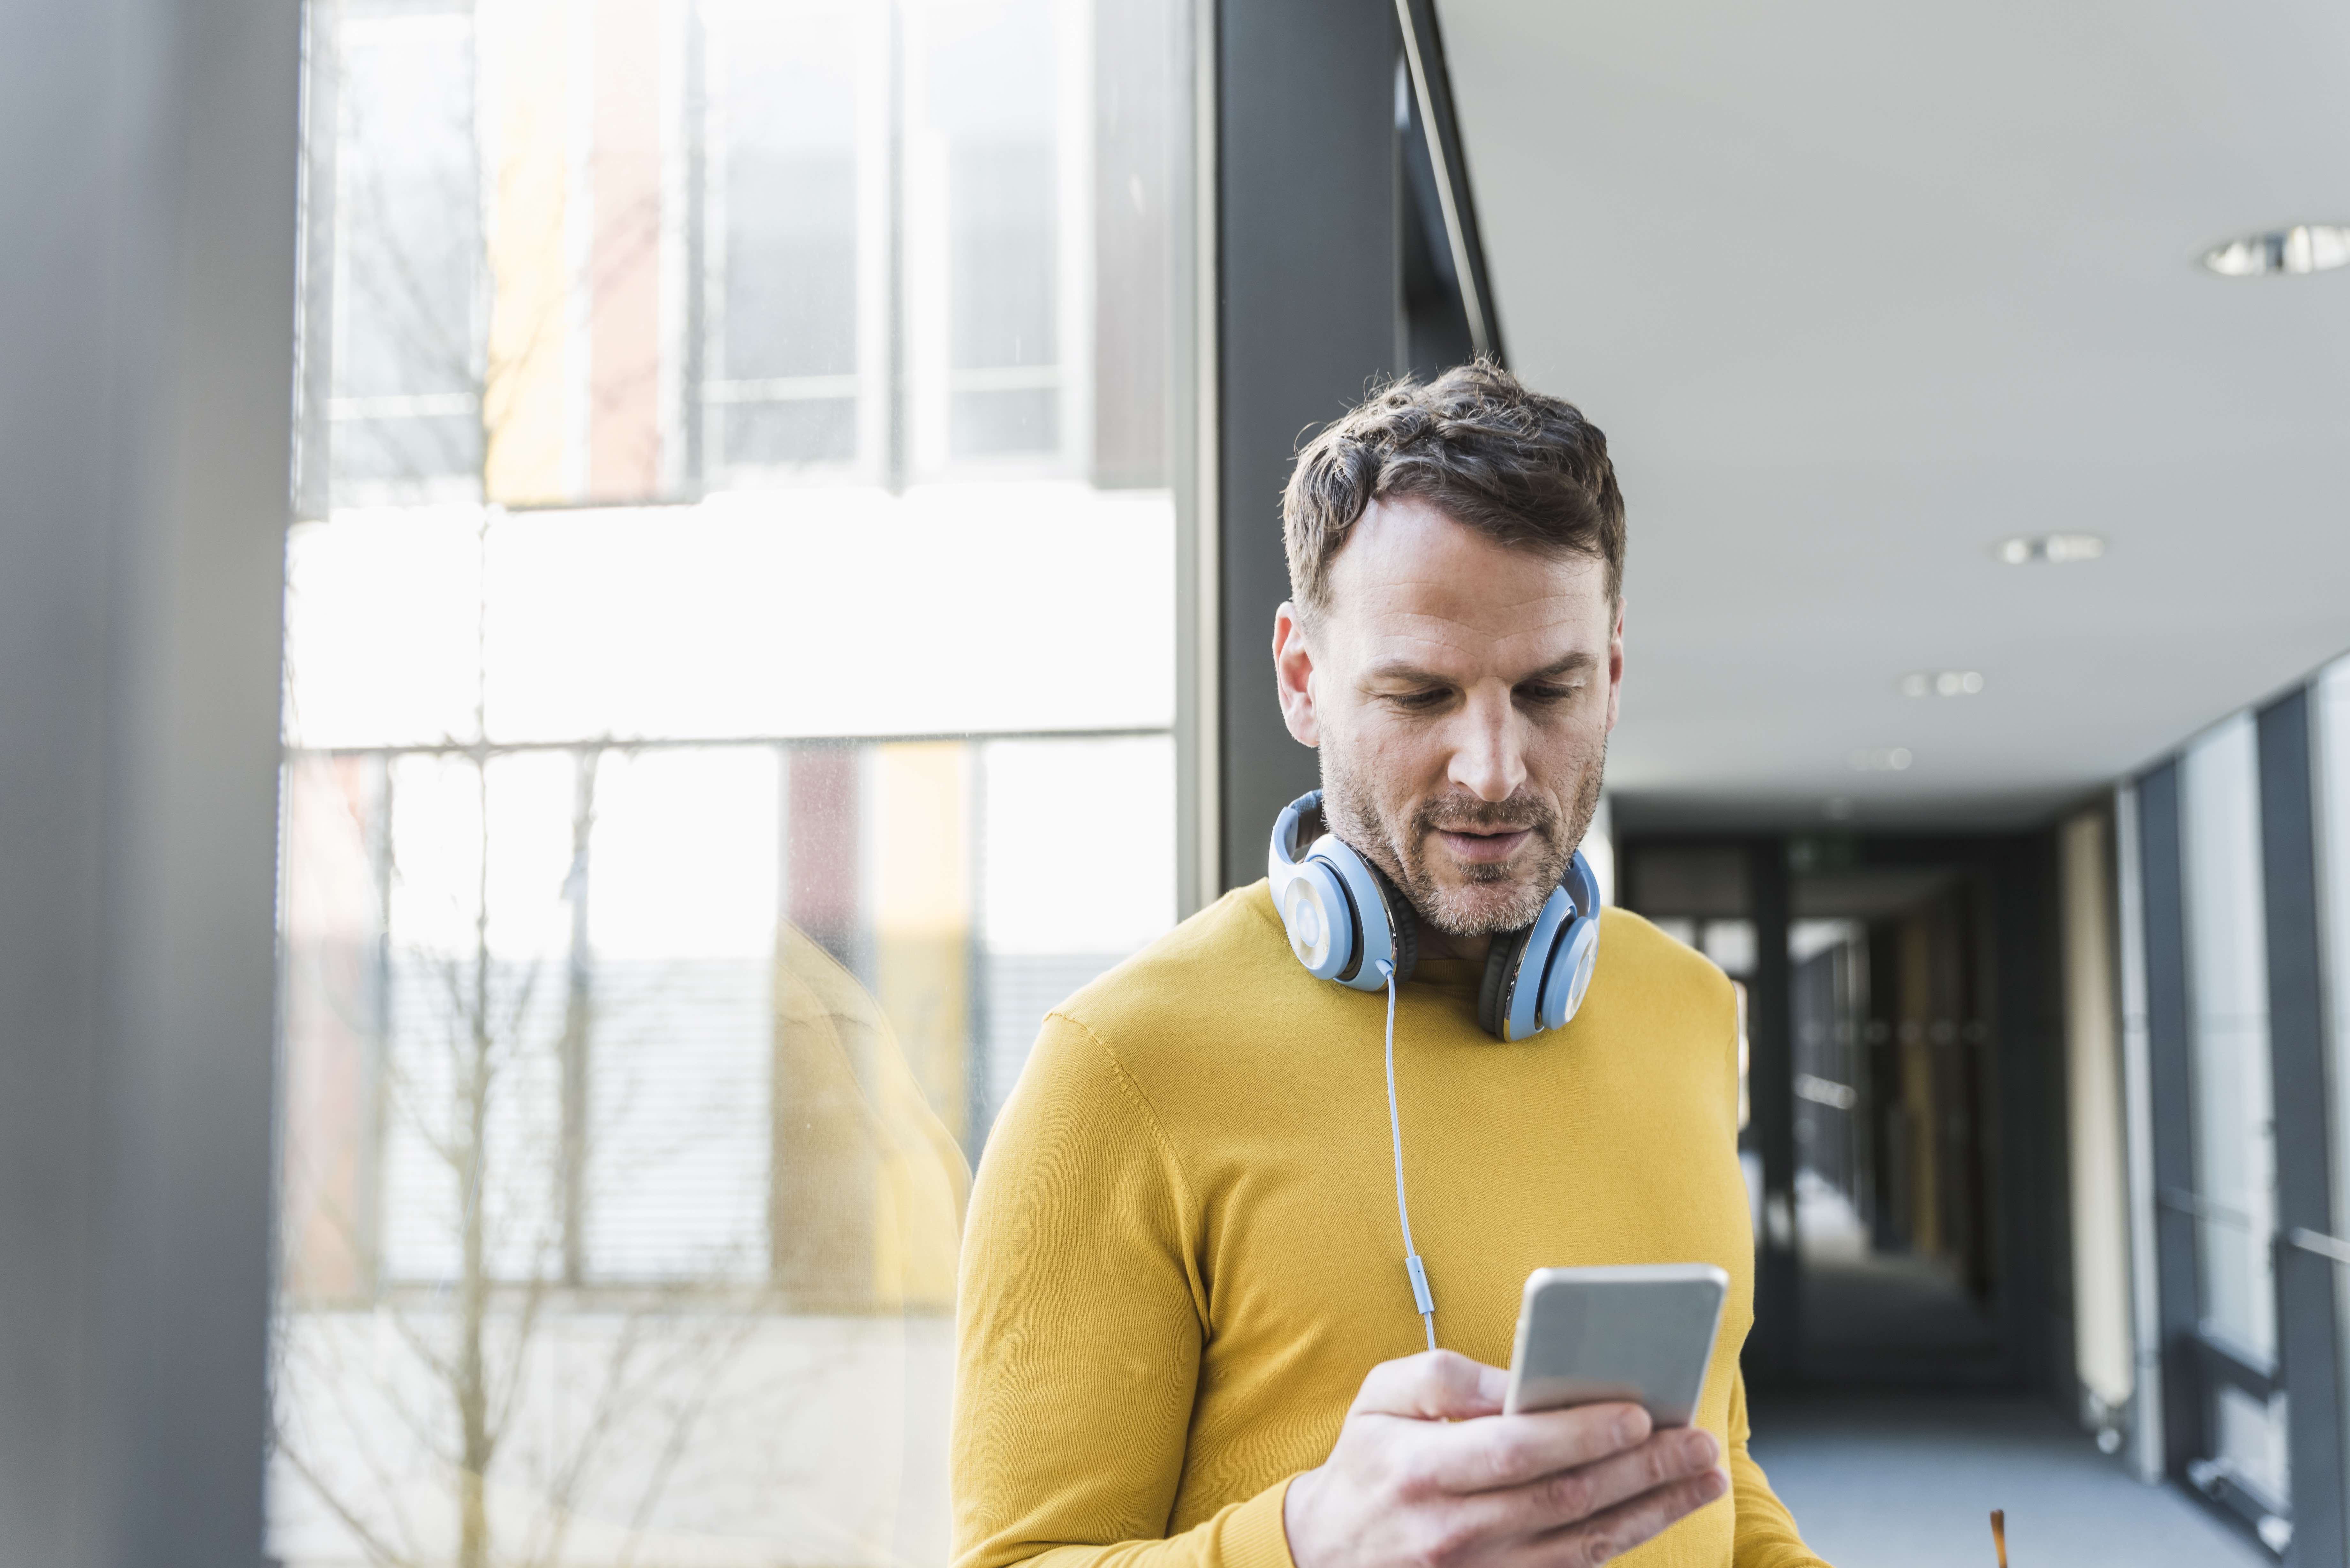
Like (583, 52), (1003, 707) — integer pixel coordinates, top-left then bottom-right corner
(953, 885), (1828, 1568)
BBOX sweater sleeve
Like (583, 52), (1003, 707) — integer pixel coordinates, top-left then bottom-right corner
(952, 1012), (1296, 1568)
(1726, 1369), (1831, 1568)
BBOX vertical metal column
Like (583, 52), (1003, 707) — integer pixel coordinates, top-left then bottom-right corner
(1214, 0), (1399, 888)
(2115, 783), (2169, 1482)
(1747, 836), (1800, 1376)
(2259, 689), (2347, 1568)
(2137, 761), (2205, 1479)
(1994, 834), (2064, 1395)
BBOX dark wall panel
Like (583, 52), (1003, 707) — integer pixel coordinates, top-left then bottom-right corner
(1746, 838), (1799, 1379)
(2136, 763), (2203, 1478)
(1216, 0), (1399, 888)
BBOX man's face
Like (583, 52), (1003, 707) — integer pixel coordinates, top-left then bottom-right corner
(1272, 497), (1623, 938)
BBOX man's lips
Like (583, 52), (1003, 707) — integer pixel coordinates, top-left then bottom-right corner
(1432, 827), (1532, 864)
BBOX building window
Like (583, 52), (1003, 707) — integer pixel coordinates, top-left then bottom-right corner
(273, 0), (1193, 1560)
(2178, 712), (2288, 1511)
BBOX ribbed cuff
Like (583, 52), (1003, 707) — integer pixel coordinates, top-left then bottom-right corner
(1217, 1474), (1299, 1568)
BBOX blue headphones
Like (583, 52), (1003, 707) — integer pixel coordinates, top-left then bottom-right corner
(1267, 790), (1601, 1042)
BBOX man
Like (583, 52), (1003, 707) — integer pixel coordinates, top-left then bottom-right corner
(953, 364), (1826, 1568)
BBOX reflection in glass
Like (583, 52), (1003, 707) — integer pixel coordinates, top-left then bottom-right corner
(272, 0), (1192, 1561)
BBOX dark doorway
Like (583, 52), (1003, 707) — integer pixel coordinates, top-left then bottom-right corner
(1787, 867), (2003, 1383)
(1620, 833), (2059, 1393)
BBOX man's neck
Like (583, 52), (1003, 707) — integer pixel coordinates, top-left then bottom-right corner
(1414, 925), (1492, 967)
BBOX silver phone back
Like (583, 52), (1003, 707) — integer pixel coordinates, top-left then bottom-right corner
(1503, 1263), (1730, 1425)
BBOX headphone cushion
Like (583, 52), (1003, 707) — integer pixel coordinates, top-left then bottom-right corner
(1477, 922), (1535, 1038)
(1366, 862), (1420, 983)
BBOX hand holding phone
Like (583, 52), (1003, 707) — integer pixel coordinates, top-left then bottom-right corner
(1283, 1350), (1726, 1568)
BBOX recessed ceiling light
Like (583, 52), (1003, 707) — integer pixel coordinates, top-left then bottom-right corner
(1900, 670), (1984, 698)
(1849, 747), (1913, 773)
(2202, 224), (2350, 277)
(1995, 532), (2104, 566)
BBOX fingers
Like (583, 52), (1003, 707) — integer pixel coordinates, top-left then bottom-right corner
(1353, 1351), (1509, 1422)
(1526, 1464), (1729, 1568)
(1420, 1402), (1654, 1494)
(1438, 1422), (1717, 1538)
(1469, 1426), (1720, 1539)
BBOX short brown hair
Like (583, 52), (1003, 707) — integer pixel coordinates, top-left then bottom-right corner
(1282, 360), (1625, 622)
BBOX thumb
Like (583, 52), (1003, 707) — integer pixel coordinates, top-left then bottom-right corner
(1353, 1350), (1508, 1421)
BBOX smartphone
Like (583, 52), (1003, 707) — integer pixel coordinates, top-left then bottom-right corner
(1502, 1263), (1730, 1426)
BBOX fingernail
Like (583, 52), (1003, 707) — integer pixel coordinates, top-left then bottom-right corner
(1688, 1431), (1720, 1465)
(1615, 1411), (1645, 1446)
(1700, 1469), (1727, 1498)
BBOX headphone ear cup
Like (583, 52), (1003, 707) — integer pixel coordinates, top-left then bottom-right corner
(1365, 862), (1420, 983)
(1477, 923), (1535, 1038)
(1275, 859), (1358, 980)
(1542, 915), (1601, 1030)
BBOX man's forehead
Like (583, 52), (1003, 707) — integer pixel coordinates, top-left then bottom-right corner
(1322, 497), (1613, 662)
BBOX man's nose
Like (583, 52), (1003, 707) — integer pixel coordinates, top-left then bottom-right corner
(1447, 694), (1526, 802)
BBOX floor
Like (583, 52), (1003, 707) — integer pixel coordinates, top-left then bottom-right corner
(1801, 1252), (2002, 1373)
(1747, 1391), (2268, 1567)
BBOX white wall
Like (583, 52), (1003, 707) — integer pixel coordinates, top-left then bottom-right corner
(2060, 810), (2133, 1424)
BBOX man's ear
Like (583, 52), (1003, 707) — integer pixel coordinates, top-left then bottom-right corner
(1272, 601), (1320, 747)
(1603, 597), (1626, 735)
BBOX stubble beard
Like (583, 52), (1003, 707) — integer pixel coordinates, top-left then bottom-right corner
(1319, 738), (1607, 938)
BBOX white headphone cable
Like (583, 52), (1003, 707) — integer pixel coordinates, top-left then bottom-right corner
(1377, 960), (1438, 1351)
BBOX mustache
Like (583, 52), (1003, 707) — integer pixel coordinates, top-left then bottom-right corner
(1413, 795), (1559, 836)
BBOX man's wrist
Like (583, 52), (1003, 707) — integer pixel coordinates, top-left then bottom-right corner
(1280, 1466), (1322, 1568)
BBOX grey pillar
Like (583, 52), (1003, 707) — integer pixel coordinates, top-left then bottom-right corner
(1746, 837), (1800, 1377)
(2136, 761), (2204, 1479)
(1215, 0), (1399, 889)
(0, 1), (300, 1563)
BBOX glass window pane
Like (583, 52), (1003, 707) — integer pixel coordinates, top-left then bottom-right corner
(585, 747), (779, 1281)
(2180, 712), (2289, 1509)
(329, 13), (483, 499)
(273, 0), (1193, 1559)
(706, 1), (867, 479)
(2180, 714), (2277, 1364)
(976, 735), (1176, 1135)
(914, 0), (1066, 469)
(377, 750), (577, 1285)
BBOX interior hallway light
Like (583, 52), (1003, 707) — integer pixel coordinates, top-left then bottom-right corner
(1848, 747), (1913, 773)
(1899, 670), (1984, 698)
(2202, 223), (2350, 277)
(1995, 532), (2104, 565)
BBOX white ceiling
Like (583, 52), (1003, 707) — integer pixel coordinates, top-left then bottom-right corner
(1442, 0), (2350, 829)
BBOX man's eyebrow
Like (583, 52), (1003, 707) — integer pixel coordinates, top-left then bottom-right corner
(1516, 651), (1599, 682)
(1361, 658), (1458, 685)
(1361, 650), (1597, 685)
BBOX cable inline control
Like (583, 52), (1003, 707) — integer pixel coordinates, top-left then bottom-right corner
(1377, 960), (1437, 1351)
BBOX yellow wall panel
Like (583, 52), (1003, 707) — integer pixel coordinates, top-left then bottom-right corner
(873, 743), (972, 1150)
(481, 0), (574, 505)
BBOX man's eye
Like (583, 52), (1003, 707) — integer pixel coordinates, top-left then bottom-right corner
(1518, 682), (1580, 705)
(1388, 689), (1451, 710)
